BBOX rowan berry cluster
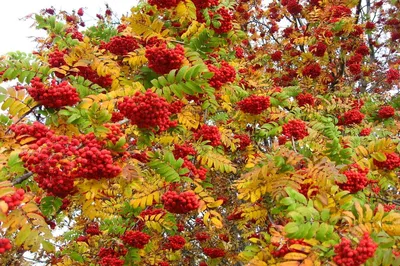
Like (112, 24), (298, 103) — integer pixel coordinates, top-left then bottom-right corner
(118, 90), (176, 132)
(309, 42), (327, 57)
(121, 230), (151, 249)
(0, 238), (12, 254)
(76, 66), (113, 88)
(48, 49), (67, 68)
(333, 233), (377, 266)
(10, 122), (53, 141)
(85, 222), (102, 236)
(162, 190), (200, 214)
(145, 44), (185, 74)
(173, 143), (197, 159)
(192, 0), (219, 9)
(148, 0), (181, 9)
(234, 134), (251, 150)
(158, 262), (170, 266)
(165, 235), (186, 250)
(20, 134), (77, 198)
(0, 189), (24, 211)
(271, 239), (309, 257)
(169, 100), (185, 114)
(74, 135), (121, 180)
(194, 125), (222, 146)
(183, 159), (208, 180)
(98, 247), (126, 266)
(270, 51), (282, 62)
(339, 164), (369, 193)
(296, 93), (315, 107)
(283, 0), (303, 15)
(203, 247), (226, 258)
(27, 77), (80, 109)
(339, 109), (365, 125)
(66, 27), (83, 41)
(386, 68), (400, 83)
(235, 47), (244, 58)
(207, 61), (236, 89)
(355, 44), (370, 56)
(111, 112), (124, 123)
(195, 232), (211, 242)
(282, 120), (308, 140)
(359, 128), (371, 136)
(373, 152), (400, 170)
(105, 123), (125, 145)
(378, 105), (395, 119)
(100, 36), (139, 56)
(302, 63), (321, 78)
(237, 95), (270, 115)
(211, 8), (233, 34)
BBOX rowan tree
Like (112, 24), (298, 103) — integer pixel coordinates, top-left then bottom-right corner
(0, 0), (399, 265)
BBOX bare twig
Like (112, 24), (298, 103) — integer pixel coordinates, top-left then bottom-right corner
(12, 172), (33, 185)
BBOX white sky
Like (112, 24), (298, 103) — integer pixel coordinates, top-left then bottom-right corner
(0, 1), (138, 55)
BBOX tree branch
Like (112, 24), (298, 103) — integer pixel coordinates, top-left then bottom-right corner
(12, 172), (33, 185)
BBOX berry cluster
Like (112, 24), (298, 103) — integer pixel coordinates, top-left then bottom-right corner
(192, 0), (219, 9)
(48, 49), (67, 68)
(148, 0), (181, 9)
(105, 123), (126, 145)
(234, 134), (251, 151)
(0, 189), (25, 211)
(20, 134), (77, 198)
(74, 134), (121, 179)
(85, 222), (102, 236)
(378, 105), (395, 119)
(118, 90), (176, 132)
(193, 125), (222, 147)
(203, 247), (226, 258)
(169, 100), (185, 114)
(158, 262), (170, 266)
(121, 230), (151, 249)
(302, 63), (321, 78)
(296, 93), (315, 107)
(333, 233), (377, 266)
(270, 51), (282, 62)
(284, 0), (303, 15)
(309, 42), (327, 57)
(207, 61), (236, 89)
(100, 36), (139, 56)
(98, 247), (126, 266)
(76, 66), (113, 88)
(173, 143), (197, 159)
(162, 190), (200, 214)
(271, 239), (309, 257)
(237, 95), (270, 115)
(373, 152), (400, 170)
(195, 232), (211, 242)
(0, 238), (12, 254)
(183, 159), (208, 180)
(111, 112), (125, 123)
(235, 47), (244, 59)
(359, 128), (371, 136)
(211, 8), (233, 34)
(339, 164), (369, 193)
(10, 122), (53, 141)
(165, 235), (186, 250)
(145, 44), (185, 74)
(282, 120), (308, 140)
(65, 27), (83, 41)
(387, 68), (400, 83)
(27, 77), (80, 109)
(339, 109), (365, 125)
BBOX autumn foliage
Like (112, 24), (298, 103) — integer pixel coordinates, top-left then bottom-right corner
(0, 0), (399, 265)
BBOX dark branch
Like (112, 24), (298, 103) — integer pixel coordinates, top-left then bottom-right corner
(12, 172), (33, 185)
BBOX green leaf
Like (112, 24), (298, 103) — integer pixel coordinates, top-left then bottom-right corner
(40, 196), (63, 217)
(371, 152), (387, 162)
(15, 224), (32, 246)
(176, 65), (189, 83)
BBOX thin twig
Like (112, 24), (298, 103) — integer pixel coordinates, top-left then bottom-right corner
(12, 172), (33, 185)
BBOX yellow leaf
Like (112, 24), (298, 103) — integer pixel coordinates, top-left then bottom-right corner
(146, 193), (154, 206)
(203, 212), (210, 226)
(22, 203), (39, 213)
(278, 261), (301, 266)
(289, 244), (312, 253)
(283, 252), (308, 261)
(211, 217), (223, 229)
(207, 200), (224, 209)
(15, 224), (31, 246)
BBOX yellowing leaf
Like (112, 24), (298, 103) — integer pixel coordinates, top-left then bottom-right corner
(283, 252), (308, 260)
(211, 217), (223, 229)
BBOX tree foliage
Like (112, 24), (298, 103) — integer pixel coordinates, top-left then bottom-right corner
(0, 0), (399, 265)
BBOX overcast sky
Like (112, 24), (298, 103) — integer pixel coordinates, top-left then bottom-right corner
(0, 1), (138, 55)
